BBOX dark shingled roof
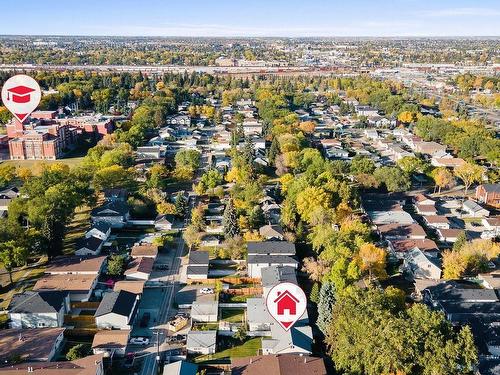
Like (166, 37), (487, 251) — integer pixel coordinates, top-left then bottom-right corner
(247, 241), (296, 256)
(186, 265), (209, 275)
(188, 251), (209, 265)
(8, 291), (68, 314)
(94, 290), (137, 318)
(247, 255), (298, 265)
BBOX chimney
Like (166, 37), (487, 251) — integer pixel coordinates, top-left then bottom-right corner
(249, 358), (253, 364)
(304, 357), (307, 364)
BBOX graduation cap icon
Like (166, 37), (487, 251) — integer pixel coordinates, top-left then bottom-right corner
(6, 85), (36, 104)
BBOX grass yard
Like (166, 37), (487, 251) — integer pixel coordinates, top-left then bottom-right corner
(220, 309), (245, 323)
(3, 156), (85, 170)
(225, 294), (258, 303)
(192, 323), (219, 331)
(62, 206), (91, 254)
(193, 337), (262, 363)
(0, 263), (46, 310)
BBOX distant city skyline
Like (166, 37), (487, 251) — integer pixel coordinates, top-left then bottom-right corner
(1, 0), (499, 37)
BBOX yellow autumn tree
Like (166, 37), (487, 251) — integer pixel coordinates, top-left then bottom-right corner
(357, 243), (387, 281)
(296, 187), (331, 223)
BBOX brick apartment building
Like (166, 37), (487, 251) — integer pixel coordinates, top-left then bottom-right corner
(6, 111), (115, 160)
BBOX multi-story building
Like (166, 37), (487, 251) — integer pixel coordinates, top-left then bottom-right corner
(6, 112), (114, 160)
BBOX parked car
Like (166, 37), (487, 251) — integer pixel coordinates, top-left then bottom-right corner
(140, 312), (151, 328)
(200, 287), (214, 294)
(129, 337), (150, 346)
(175, 312), (189, 319)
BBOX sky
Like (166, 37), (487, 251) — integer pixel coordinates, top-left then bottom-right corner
(1, 0), (499, 37)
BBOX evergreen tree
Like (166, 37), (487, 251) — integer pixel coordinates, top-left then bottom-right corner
(268, 137), (280, 165)
(223, 199), (240, 238)
(174, 192), (188, 217)
(242, 136), (254, 165)
(317, 282), (335, 334)
(310, 282), (320, 304)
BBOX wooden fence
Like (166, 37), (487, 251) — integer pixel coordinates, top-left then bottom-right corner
(71, 301), (100, 310)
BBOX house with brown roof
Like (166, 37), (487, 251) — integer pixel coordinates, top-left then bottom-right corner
(388, 238), (439, 258)
(436, 228), (464, 243)
(423, 215), (451, 230)
(0, 328), (65, 363)
(413, 194), (435, 206)
(92, 329), (130, 357)
(232, 355), (327, 375)
(33, 274), (98, 302)
(0, 354), (104, 375)
(130, 243), (159, 259)
(113, 280), (145, 295)
(431, 157), (466, 168)
(124, 257), (154, 280)
(415, 203), (437, 216)
(377, 223), (426, 240)
(45, 256), (107, 275)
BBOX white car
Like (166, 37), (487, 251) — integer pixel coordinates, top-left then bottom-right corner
(129, 337), (150, 346)
(200, 288), (214, 294)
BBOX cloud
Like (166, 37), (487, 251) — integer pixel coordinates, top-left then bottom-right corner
(418, 7), (500, 17)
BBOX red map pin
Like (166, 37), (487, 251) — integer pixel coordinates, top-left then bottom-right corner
(266, 282), (307, 331)
(1, 74), (41, 123)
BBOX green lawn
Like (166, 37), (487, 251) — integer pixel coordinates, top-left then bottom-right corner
(191, 323), (219, 331)
(3, 156), (85, 170)
(226, 294), (258, 303)
(193, 337), (261, 363)
(62, 207), (91, 254)
(0, 264), (46, 310)
(220, 309), (245, 323)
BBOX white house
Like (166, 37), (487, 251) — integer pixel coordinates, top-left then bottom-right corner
(404, 248), (442, 280)
(463, 200), (490, 218)
(92, 330), (130, 357)
(247, 298), (272, 332)
(91, 201), (130, 229)
(262, 320), (312, 355)
(94, 290), (139, 330)
(423, 215), (450, 230)
(186, 331), (217, 355)
(85, 222), (111, 241)
(8, 291), (70, 329)
(191, 300), (218, 323)
(75, 236), (104, 256)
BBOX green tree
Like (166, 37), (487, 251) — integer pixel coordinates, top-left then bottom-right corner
(0, 164), (16, 187)
(234, 325), (247, 342)
(350, 156), (376, 175)
(373, 166), (411, 192)
(174, 192), (188, 217)
(223, 199), (240, 238)
(0, 241), (28, 284)
(310, 282), (320, 304)
(107, 255), (126, 276)
(317, 282), (335, 334)
(454, 162), (484, 196)
(66, 344), (90, 361)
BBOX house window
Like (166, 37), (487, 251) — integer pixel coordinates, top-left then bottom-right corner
(37, 322), (46, 327)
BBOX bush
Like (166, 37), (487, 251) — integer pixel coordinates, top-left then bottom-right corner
(66, 344), (90, 361)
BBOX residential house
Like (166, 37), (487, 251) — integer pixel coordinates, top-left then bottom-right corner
(163, 361), (198, 375)
(247, 298), (271, 332)
(45, 256), (106, 275)
(91, 329), (130, 357)
(103, 188), (128, 202)
(154, 214), (175, 230)
(413, 141), (446, 156)
(259, 225), (285, 241)
(413, 194), (435, 206)
(91, 201), (130, 229)
(131, 243), (159, 259)
(436, 228), (464, 243)
(261, 266), (298, 298)
(232, 355), (327, 375)
(75, 236), (104, 256)
(262, 320), (313, 355)
(0, 354), (104, 375)
(33, 274), (98, 302)
(423, 215), (451, 230)
(404, 248), (442, 280)
(463, 200), (490, 217)
(191, 300), (218, 322)
(388, 238), (439, 259)
(186, 331), (217, 355)
(8, 291), (70, 328)
(415, 203), (437, 216)
(85, 222), (111, 241)
(187, 251), (209, 280)
(476, 184), (500, 208)
(124, 257), (154, 281)
(247, 242), (298, 278)
(431, 157), (466, 168)
(136, 146), (162, 159)
(377, 223), (426, 240)
(0, 328), (65, 363)
(94, 290), (138, 330)
(113, 280), (145, 295)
